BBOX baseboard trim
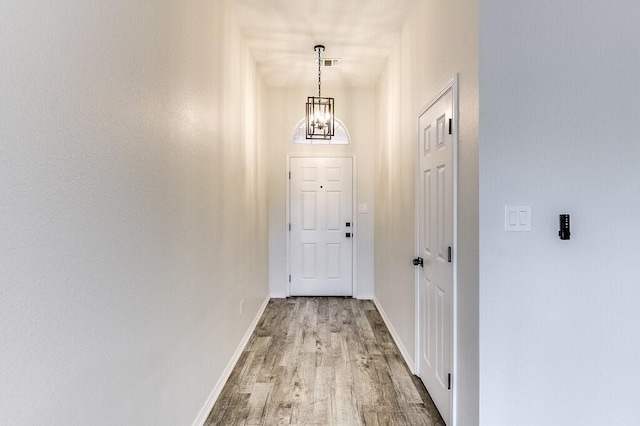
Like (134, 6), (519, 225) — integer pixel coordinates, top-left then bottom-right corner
(373, 297), (416, 374)
(192, 295), (270, 426)
(269, 291), (287, 299)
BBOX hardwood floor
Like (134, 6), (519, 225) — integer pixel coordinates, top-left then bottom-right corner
(205, 297), (445, 425)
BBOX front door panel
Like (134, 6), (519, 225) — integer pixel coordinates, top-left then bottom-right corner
(290, 157), (353, 296)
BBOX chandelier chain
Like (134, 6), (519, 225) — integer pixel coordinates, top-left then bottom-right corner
(317, 47), (322, 97)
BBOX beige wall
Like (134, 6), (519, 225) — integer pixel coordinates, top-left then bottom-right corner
(0, 2), (268, 424)
(480, 1), (640, 424)
(267, 87), (376, 299)
(375, 0), (479, 424)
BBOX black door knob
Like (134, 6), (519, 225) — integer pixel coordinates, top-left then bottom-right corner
(412, 257), (424, 267)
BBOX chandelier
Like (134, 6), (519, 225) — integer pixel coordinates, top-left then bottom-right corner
(306, 45), (335, 139)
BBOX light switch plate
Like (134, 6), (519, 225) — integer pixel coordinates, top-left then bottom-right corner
(358, 203), (368, 214)
(505, 205), (531, 231)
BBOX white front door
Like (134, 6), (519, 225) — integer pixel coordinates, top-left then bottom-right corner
(417, 87), (454, 424)
(289, 157), (353, 296)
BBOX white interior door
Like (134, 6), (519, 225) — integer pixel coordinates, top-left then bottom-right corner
(290, 157), (353, 296)
(416, 88), (454, 424)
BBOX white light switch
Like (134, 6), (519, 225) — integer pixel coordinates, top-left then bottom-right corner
(505, 206), (531, 231)
(358, 203), (368, 214)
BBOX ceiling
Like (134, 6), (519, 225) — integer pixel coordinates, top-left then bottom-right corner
(230, 0), (414, 88)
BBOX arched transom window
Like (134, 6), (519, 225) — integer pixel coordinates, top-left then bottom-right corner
(291, 117), (350, 144)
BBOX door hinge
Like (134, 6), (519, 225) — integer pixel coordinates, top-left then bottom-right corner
(448, 373), (452, 390)
(289, 171), (291, 179)
(448, 118), (452, 135)
(447, 246), (452, 263)
(289, 223), (291, 231)
(288, 274), (291, 283)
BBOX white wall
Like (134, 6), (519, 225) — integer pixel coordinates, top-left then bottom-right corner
(375, 0), (479, 424)
(0, 2), (268, 424)
(267, 87), (376, 299)
(480, 1), (640, 425)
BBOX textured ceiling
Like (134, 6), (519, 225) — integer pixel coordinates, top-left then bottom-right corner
(230, 0), (414, 88)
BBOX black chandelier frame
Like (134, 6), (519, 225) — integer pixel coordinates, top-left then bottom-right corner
(306, 45), (335, 140)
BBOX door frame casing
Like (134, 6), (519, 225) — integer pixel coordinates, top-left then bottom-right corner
(286, 154), (357, 297)
(414, 75), (459, 424)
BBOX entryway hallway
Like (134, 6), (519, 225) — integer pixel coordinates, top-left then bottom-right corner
(205, 297), (444, 425)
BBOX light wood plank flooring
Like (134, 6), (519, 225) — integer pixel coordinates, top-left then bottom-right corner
(205, 297), (445, 425)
